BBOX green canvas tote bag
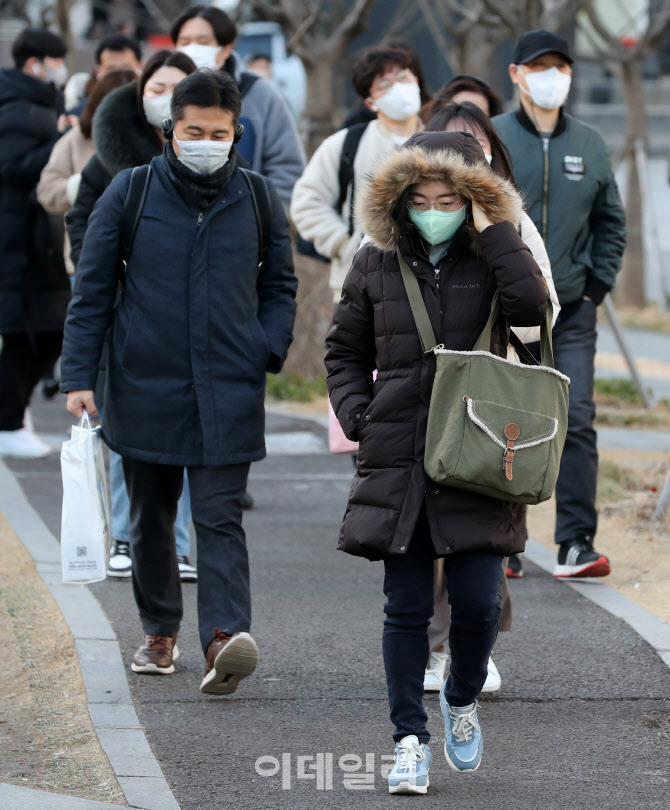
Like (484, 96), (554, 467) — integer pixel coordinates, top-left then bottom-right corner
(398, 251), (569, 505)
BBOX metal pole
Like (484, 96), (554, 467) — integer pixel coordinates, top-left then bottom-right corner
(651, 468), (670, 521)
(634, 139), (668, 313)
(602, 295), (653, 409)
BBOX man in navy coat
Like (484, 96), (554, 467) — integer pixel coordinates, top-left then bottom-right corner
(61, 70), (297, 694)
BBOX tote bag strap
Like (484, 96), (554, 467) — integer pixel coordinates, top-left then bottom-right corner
(397, 251), (439, 354)
(474, 293), (556, 368)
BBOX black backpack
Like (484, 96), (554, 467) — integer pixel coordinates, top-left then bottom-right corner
(296, 121), (369, 263)
(117, 163), (272, 282)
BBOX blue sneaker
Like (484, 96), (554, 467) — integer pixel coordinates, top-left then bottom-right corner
(440, 687), (482, 773)
(388, 735), (432, 795)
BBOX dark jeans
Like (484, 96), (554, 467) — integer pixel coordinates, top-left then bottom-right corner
(0, 331), (63, 430)
(122, 457), (251, 654)
(382, 510), (503, 744)
(552, 298), (598, 545)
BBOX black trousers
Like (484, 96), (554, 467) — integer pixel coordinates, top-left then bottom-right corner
(0, 331), (63, 430)
(383, 510), (503, 743)
(122, 457), (251, 654)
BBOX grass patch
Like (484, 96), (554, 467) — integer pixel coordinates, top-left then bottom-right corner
(613, 305), (670, 334)
(594, 377), (646, 406)
(597, 460), (640, 503)
(266, 373), (327, 402)
(595, 406), (670, 429)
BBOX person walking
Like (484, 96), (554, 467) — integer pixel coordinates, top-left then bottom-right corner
(291, 45), (425, 304)
(38, 69), (137, 277)
(325, 130), (549, 793)
(420, 100), (561, 693)
(170, 4), (305, 208)
(0, 28), (71, 459)
(65, 50), (200, 581)
(61, 70), (297, 692)
(494, 29), (626, 578)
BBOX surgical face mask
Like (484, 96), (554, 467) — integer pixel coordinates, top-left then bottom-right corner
(407, 205), (467, 245)
(484, 154), (493, 164)
(521, 66), (571, 110)
(143, 94), (173, 128)
(179, 43), (222, 70)
(175, 137), (233, 175)
(46, 63), (69, 87)
(372, 82), (421, 122)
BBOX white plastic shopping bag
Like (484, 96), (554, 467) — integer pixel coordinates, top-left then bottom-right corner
(60, 411), (110, 583)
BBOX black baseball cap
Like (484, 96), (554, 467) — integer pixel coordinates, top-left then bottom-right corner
(512, 29), (573, 65)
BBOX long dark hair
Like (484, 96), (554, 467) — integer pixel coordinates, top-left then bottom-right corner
(80, 69), (137, 138)
(423, 75), (504, 122)
(136, 49), (197, 144)
(425, 102), (516, 187)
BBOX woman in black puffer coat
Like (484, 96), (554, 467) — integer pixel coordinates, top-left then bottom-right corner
(325, 131), (549, 788)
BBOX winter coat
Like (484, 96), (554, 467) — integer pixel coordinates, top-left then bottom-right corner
(325, 131), (549, 561)
(66, 81), (158, 268)
(493, 107), (626, 306)
(290, 119), (422, 301)
(60, 152), (297, 466)
(225, 51), (306, 208)
(0, 68), (70, 333)
(37, 125), (96, 274)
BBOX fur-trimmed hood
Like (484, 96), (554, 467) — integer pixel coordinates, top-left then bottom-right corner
(92, 81), (159, 177)
(357, 131), (523, 252)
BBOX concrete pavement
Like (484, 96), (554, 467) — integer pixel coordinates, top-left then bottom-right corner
(1, 395), (669, 809)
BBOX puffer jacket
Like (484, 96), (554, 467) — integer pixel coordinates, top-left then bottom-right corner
(325, 131), (549, 561)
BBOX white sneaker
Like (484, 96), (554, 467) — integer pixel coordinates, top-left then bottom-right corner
(177, 555), (197, 582)
(0, 428), (51, 459)
(481, 657), (501, 693)
(423, 650), (448, 692)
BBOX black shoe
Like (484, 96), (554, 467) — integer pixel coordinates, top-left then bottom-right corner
(554, 538), (610, 578)
(241, 490), (254, 510)
(506, 554), (523, 578)
(177, 555), (197, 582)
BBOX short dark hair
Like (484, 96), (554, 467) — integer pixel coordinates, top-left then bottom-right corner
(170, 5), (237, 47)
(171, 70), (241, 126)
(351, 46), (414, 100)
(425, 102), (516, 187)
(426, 75), (504, 120)
(12, 28), (67, 69)
(95, 34), (142, 65)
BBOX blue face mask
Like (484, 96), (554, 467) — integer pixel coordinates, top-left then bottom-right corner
(407, 205), (467, 245)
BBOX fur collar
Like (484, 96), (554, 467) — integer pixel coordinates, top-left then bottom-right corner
(357, 145), (524, 253)
(92, 81), (160, 177)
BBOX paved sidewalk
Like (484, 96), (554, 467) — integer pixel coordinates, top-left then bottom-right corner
(2, 396), (670, 809)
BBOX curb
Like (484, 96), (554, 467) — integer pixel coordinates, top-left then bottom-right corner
(0, 459), (180, 810)
(524, 538), (670, 671)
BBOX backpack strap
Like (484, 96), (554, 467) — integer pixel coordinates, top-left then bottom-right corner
(118, 164), (152, 284)
(237, 71), (260, 99)
(337, 122), (368, 235)
(240, 168), (272, 270)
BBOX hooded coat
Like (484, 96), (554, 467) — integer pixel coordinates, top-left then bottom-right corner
(65, 81), (158, 267)
(325, 132), (549, 561)
(0, 68), (70, 333)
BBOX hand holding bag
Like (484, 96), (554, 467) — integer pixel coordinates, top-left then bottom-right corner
(398, 251), (569, 505)
(60, 411), (110, 583)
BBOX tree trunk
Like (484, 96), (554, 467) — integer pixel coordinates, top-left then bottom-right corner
(618, 59), (647, 308)
(300, 58), (337, 159)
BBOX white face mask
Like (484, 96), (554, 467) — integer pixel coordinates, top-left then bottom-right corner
(521, 66), (571, 111)
(371, 82), (421, 122)
(143, 95), (173, 128)
(484, 154), (493, 164)
(46, 63), (69, 87)
(175, 138), (233, 175)
(179, 43), (222, 70)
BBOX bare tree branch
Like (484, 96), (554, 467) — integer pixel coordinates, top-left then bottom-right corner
(286, 0), (325, 52)
(481, 0), (520, 35)
(246, 0), (293, 29)
(584, 2), (631, 61)
(642, 2), (670, 51)
(331, 0), (377, 46)
(417, 0), (455, 58)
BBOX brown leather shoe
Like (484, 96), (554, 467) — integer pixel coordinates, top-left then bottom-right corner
(131, 634), (179, 675)
(200, 628), (258, 695)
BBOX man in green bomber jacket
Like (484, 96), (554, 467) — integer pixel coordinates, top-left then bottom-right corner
(494, 29), (626, 580)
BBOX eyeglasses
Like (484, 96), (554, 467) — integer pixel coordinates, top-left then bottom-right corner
(408, 200), (463, 212)
(373, 69), (416, 94)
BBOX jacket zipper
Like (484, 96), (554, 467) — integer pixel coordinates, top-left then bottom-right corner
(197, 212), (204, 225)
(541, 137), (549, 242)
(434, 267), (440, 289)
